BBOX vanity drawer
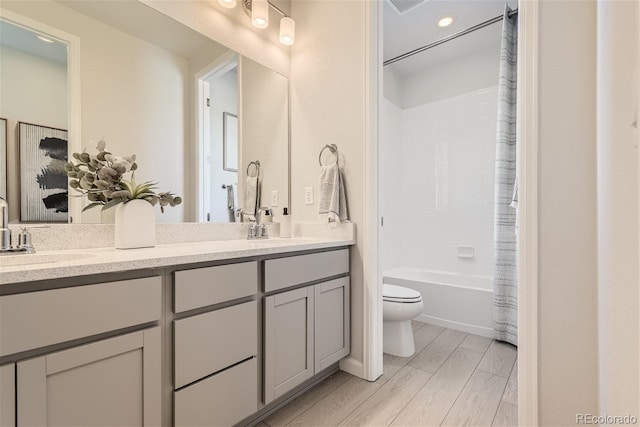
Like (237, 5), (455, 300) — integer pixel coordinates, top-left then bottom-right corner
(174, 301), (257, 389)
(174, 261), (257, 313)
(0, 277), (161, 357)
(264, 249), (349, 292)
(174, 357), (257, 427)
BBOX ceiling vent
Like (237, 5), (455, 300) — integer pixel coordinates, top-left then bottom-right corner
(387, 0), (426, 14)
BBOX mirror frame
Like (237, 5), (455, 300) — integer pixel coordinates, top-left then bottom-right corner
(0, 8), (81, 223)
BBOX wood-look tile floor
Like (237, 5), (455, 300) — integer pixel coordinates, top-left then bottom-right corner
(261, 321), (517, 427)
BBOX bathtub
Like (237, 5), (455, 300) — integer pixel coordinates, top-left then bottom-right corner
(383, 267), (495, 338)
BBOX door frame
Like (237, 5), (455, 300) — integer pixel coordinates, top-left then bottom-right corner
(194, 51), (238, 222)
(364, 1), (539, 425)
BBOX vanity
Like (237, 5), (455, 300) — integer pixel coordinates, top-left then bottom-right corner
(0, 234), (354, 427)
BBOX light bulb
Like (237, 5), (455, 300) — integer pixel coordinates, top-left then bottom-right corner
(251, 0), (269, 29)
(438, 16), (455, 27)
(218, 0), (237, 8)
(279, 16), (295, 45)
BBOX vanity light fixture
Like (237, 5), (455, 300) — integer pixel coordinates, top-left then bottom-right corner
(218, 0), (237, 9)
(251, 0), (269, 29)
(220, 0), (295, 46)
(36, 34), (55, 43)
(437, 15), (455, 27)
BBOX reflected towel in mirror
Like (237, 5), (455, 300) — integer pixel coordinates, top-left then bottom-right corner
(243, 176), (259, 216)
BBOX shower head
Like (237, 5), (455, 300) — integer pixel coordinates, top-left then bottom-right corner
(387, 0), (426, 14)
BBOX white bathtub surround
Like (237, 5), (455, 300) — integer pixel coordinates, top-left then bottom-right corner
(385, 268), (494, 338)
(381, 87), (499, 337)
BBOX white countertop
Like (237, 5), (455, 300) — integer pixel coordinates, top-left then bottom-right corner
(0, 237), (354, 285)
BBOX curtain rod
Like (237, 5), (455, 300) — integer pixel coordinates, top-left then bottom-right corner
(383, 9), (518, 67)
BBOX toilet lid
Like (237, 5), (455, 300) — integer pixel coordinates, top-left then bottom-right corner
(383, 284), (422, 303)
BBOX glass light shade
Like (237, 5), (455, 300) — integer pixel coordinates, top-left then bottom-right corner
(279, 16), (295, 45)
(437, 16), (454, 27)
(218, 0), (237, 8)
(251, 0), (269, 29)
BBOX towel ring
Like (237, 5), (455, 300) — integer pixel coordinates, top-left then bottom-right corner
(247, 160), (260, 178)
(319, 144), (338, 166)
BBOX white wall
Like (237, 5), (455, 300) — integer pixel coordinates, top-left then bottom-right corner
(0, 45), (67, 220)
(380, 98), (403, 270)
(597, 0), (639, 418)
(400, 48), (499, 108)
(290, 0), (367, 370)
(537, 1), (599, 423)
(207, 69), (238, 223)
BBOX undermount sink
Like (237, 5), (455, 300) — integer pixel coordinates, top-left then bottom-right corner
(0, 253), (98, 267)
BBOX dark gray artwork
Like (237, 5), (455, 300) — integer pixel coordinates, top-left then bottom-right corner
(19, 122), (68, 222)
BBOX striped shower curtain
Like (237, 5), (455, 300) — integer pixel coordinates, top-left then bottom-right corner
(493, 6), (518, 346)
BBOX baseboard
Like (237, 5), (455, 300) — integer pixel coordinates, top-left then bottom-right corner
(417, 314), (496, 339)
(339, 356), (365, 379)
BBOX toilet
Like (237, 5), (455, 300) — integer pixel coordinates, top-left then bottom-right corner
(383, 284), (424, 357)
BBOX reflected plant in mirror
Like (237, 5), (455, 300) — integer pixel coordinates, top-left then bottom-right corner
(67, 140), (182, 214)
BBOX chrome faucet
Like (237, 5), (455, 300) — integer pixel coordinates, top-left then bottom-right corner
(0, 197), (35, 254)
(247, 208), (270, 240)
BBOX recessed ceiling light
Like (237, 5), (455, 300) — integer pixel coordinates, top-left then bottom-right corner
(36, 35), (55, 43)
(438, 16), (455, 27)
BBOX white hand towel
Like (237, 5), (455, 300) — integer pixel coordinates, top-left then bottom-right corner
(243, 176), (259, 216)
(318, 162), (348, 222)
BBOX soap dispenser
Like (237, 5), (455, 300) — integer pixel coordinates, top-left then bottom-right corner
(279, 207), (291, 238)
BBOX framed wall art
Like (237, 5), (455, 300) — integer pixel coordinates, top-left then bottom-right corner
(19, 122), (68, 222)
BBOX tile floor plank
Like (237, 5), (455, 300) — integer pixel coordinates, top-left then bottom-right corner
(409, 328), (467, 373)
(287, 377), (380, 426)
(412, 320), (426, 333)
(377, 324), (445, 385)
(264, 371), (351, 427)
(391, 347), (483, 427)
(492, 402), (518, 427)
(459, 334), (493, 354)
(477, 341), (517, 378)
(441, 370), (508, 427)
(501, 378), (518, 406)
(413, 324), (447, 354)
(339, 366), (431, 427)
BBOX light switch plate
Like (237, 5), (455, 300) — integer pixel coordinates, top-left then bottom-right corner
(271, 190), (278, 207)
(304, 187), (314, 205)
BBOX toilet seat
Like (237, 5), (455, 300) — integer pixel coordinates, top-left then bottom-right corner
(383, 284), (422, 303)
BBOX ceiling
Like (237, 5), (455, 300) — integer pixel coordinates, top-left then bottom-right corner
(0, 19), (68, 64)
(383, 0), (517, 76)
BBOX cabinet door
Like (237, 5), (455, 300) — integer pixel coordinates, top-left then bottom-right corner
(314, 277), (350, 373)
(17, 327), (161, 427)
(264, 286), (314, 404)
(0, 364), (15, 427)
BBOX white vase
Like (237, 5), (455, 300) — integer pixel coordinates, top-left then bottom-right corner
(114, 199), (156, 249)
(101, 206), (116, 224)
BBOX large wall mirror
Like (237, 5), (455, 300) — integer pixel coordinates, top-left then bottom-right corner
(0, 0), (290, 224)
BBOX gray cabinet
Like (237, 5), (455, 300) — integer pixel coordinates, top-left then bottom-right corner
(263, 274), (351, 404)
(0, 364), (15, 427)
(314, 277), (350, 373)
(16, 327), (161, 427)
(174, 358), (257, 427)
(264, 286), (314, 404)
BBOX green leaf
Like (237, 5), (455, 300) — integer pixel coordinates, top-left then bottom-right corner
(82, 202), (104, 212)
(102, 199), (123, 211)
